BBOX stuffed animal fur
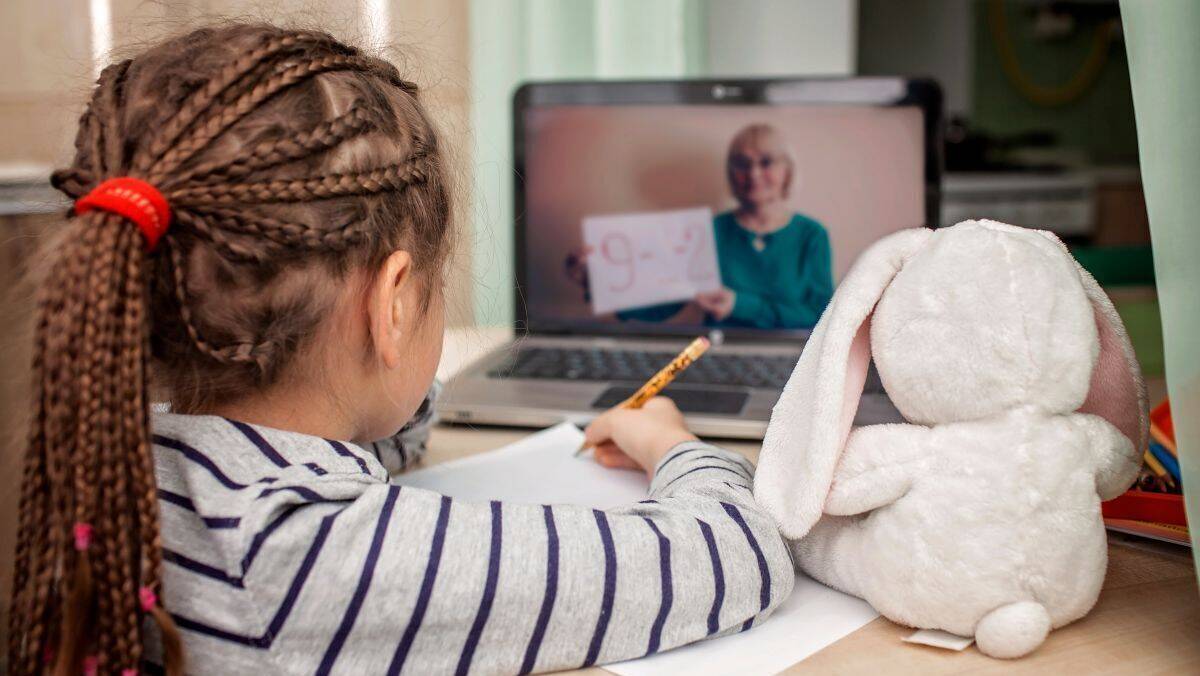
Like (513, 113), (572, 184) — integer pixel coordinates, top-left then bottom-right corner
(754, 220), (1147, 658)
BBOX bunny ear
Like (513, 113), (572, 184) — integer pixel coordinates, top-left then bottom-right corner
(1030, 229), (1149, 450)
(1074, 261), (1149, 450)
(755, 227), (933, 539)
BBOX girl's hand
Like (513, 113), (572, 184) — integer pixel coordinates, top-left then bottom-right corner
(695, 288), (736, 320)
(583, 397), (698, 478)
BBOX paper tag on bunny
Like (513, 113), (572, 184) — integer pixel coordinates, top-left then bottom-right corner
(903, 629), (975, 651)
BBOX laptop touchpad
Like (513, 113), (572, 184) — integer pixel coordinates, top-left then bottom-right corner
(591, 385), (748, 415)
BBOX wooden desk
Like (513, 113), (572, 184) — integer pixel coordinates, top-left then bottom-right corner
(428, 328), (1200, 673)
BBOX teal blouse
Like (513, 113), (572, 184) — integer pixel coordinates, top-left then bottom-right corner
(618, 211), (834, 330)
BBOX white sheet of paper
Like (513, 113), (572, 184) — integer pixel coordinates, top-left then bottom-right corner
(393, 423), (880, 675)
(394, 423), (648, 507)
(583, 207), (721, 315)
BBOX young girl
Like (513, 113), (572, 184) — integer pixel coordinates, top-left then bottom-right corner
(8, 24), (793, 675)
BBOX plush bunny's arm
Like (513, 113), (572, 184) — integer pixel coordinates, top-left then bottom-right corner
(1069, 413), (1141, 500)
(824, 423), (932, 515)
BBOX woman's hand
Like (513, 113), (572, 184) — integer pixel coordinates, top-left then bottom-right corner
(664, 302), (707, 325)
(564, 245), (594, 290)
(583, 397), (698, 478)
(695, 288), (736, 321)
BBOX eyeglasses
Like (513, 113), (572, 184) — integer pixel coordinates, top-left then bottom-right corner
(729, 154), (782, 172)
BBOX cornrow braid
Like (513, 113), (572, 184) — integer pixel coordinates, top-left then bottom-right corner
(169, 101), (375, 187)
(98, 61), (134, 175)
(49, 167), (93, 200)
(184, 207), (368, 254)
(53, 99), (108, 200)
(148, 53), (382, 182)
(85, 219), (134, 668)
(13, 62), (135, 674)
(171, 159), (428, 205)
(10, 23), (451, 676)
(6, 301), (51, 672)
(172, 210), (275, 263)
(166, 241), (278, 370)
(134, 31), (342, 175)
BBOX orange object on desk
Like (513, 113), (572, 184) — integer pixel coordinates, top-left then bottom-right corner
(1150, 399), (1175, 442)
(1102, 490), (1188, 527)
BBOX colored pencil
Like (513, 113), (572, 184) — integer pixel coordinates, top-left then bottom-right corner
(1149, 441), (1182, 483)
(1144, 449), (1171, 483)
(1150, 422), (1178, 458)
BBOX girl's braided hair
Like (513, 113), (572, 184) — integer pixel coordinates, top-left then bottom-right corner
(7, 23), (451, 675)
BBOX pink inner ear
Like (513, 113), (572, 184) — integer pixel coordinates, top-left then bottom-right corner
(841, 317), (872, 436)
(1079, 311), (1141, 445)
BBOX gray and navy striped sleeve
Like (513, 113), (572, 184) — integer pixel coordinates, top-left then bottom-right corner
(148, 417), (793, 675)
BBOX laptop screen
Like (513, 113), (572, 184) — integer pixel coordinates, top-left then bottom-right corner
(519, 96), (929, 338)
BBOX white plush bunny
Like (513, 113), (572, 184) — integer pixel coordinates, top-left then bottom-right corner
(754, 220), (1147, 659)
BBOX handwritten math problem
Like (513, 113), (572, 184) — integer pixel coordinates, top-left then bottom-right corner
(582, 207), (722, 315)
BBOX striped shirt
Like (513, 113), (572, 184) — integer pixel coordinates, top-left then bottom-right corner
(144, 413), (794, 675)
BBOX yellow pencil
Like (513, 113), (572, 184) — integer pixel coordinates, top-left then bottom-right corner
(1150, 422), (1178, 458)
(1143, 450), (1175, 489)
(575, 336), (711, 455)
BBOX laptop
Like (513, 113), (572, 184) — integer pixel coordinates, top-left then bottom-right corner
(439, 77), (942, 439)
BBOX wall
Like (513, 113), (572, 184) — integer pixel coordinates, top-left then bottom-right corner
(706, 0), (858, 77)
(859, 0), (1137, 164)
(971, 0), (1138, 164)
(858, 0), (973, 116)
(0, 0), (92, 167)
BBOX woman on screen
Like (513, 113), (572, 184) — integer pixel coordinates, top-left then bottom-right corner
(573, 123), (834, 330)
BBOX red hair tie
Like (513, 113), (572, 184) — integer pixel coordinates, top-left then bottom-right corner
(75, 177), (171, 250)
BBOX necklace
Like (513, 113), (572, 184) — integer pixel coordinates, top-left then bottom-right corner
(735, 211), (781, 252)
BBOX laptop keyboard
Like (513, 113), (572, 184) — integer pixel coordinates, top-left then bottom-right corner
(487, 346), (799, 389)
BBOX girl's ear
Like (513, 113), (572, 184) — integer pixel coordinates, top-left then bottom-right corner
(754, 227), (932, 540)
(369, 250), (414, 370)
